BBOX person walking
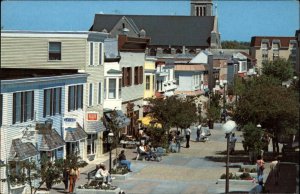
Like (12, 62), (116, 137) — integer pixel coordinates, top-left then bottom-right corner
(62, 167), (69, 192)
(175, 131), (181, 152)
(185, 127), (191, 148)
(196, 124), (202, 142)
(69, 167), (80, 193)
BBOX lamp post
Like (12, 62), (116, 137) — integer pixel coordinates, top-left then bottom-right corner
(108, 131), (114, 173)
(222, 120), (237, 194)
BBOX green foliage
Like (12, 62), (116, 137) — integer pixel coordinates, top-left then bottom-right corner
(110, 166), (129, 175)
(221, 41), (250, 49)
(262, 58), (294, 82)
(242, 123), (264, 153)
(146, 127), (168, 148)
(147, 96), (197, 131)
(239, 172), (251, 179)
(207, 93), (221, 122)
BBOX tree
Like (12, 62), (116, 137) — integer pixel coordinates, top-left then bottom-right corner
(221, 41), (250, 49)
(147, 96), (197, 135)
(262, 58), (294, 82)
(234, 75), (299, 155)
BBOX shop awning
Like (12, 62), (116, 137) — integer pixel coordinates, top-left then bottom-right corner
(85, 120), (105, 133)
(65, 123), (88, 142)
(138, 115), (162, 128)
(36, 123), (65, 151)
(104, 110), (131, 129)
(8, 138), (39, 161)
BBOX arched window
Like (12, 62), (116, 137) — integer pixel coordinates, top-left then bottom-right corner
(189, 49), (196, 54)
(176, 49), (182, 54)
(149, 48), (156, 56)
(163, 48), (171, 54)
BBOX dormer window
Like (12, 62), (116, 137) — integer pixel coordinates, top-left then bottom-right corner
(49, 42), (61, 61)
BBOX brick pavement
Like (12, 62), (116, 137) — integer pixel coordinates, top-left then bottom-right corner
(50, 123), (266, 194)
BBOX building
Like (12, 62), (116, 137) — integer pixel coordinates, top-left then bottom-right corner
(0, 69), (88, 194)
(232, 52), (257, 77)
(1, 30), (109, 159)
(119, 35), (149, 137)
(144, 57), (157, 99)
(174, 63), (207, 96)
(250, 36), (297, 73)
(191, 0), (213, 16)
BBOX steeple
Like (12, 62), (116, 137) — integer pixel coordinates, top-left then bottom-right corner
(190, 0), (213, 16)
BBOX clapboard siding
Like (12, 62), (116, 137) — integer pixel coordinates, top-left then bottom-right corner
(120, 52), (145, 102)
(1, 37), (87, 69)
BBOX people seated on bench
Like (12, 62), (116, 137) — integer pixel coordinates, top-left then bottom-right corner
(138, 144), (151, 157)
(95, 163), (112, 184)
(118, 150), (132, 172)
(169, 135), (177, 153)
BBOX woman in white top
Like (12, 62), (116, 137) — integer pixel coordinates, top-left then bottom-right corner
(95, 163), (112, 184)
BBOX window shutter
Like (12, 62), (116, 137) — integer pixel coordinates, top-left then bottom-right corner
(43, 90), (46, 117)
(13, 93), (16, 124)
(128, 67), (132, 86)
(31, 91), (34, 120)
(139, 66), (143, 84)
(68, 87), (71, 112)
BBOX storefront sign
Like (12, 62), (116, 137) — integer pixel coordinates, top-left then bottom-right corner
(63, 117), (77, 128)
(87, 112), (99, 121)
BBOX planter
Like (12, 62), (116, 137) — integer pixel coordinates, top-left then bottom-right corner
(10, 184), (26, 194)
(217, 179), (256, 185)
(111, 173), (130, 180)
(235, 172), (257, 178)
(75, 187), (121, 194)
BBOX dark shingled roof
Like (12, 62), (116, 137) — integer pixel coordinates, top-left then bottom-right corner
(65, 123), (88, 142)
(90, 14), (215, 47)
(36, 123), (65, 151)
(8, 138), (38, 161)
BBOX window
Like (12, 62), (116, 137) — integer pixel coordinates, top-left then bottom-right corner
(89, 83), (93, 106)
(163, 48), (171, 54)
(122, 68), (125, 87)
(43, 88), (61, 117)
(152, 75), (155, 90)
(134, 67), (139, 85)
(99, 42), (103, 65)
(68, 85), (83, 112)
(119, 78), (122, 98)
(149, 48), (156, 56)
(239, 61), (247, 72)
(146, 75), (150, 90)
(90, 42), (94, 66)
(0, 94), (2, 127)
(189, 49), (196, 54)
(126, 67), (132, 86)
(176, 49), (182, 54)
(98, 82), (102, 104)
(104, 79), (107, 99)
(262, 43), (268, 61)
(272, 43), (279, 60)
(139, 66), (143, 84)
(108, 79), (116, 99)
(13, 91), (34, 124)
(49, 42), (61, 60)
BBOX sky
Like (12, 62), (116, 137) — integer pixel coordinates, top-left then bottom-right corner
(1, 0), (299, 41)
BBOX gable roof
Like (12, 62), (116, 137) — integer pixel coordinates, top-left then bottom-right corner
(90, 14), (215, 47)
(250, 36), (296, 48)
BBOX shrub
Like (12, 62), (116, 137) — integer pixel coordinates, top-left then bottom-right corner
(239, 172), (251, 180)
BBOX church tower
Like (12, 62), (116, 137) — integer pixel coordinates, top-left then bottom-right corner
(191, 0), (213, 16)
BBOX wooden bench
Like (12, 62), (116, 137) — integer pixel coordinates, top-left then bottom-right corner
(87, 169), (104, 184)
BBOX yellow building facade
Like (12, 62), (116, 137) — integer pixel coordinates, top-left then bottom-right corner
(144, 57), (157, 100)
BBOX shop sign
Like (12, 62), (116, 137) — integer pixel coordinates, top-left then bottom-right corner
(63, 117), (77, 128)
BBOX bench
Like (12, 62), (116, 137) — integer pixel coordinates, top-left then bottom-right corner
(87, 169), (105, 184)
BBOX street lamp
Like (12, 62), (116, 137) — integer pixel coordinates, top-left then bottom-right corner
(222, 120), (237, 194)
(108, 131), (114, 173)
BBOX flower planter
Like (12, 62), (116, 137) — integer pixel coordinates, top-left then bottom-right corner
(111, 173), (130, 180)
(217, 179), (256, 185)
(235, 172), (257, 178)
(10, 184), (26, 194)
(75, 187), (121, 194)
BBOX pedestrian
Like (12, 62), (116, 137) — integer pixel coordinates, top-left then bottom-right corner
(118, 150), (132, 172)
(196, 124), (201, 142)
(229, 133), (237, 154)
(175, 131), (181, 152)
(256, 155), (265, 180)
(185, 126), (191, 148)
(69, 167), (80, 193)
(62, 167), (69, 192)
